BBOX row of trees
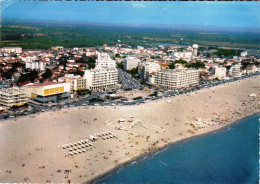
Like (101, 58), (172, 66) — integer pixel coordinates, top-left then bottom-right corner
(167, 59), (205, 70)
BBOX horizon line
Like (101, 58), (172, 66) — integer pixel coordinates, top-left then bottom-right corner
(2, 18), (260, 33)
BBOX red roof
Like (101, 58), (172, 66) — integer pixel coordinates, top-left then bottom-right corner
(19, 81), (31, 86)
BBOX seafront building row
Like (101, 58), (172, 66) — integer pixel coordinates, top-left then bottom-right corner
(0, 45), (256, 108)
(154, 69), (199, 89)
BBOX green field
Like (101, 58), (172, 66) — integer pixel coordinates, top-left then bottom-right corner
(1, 22), (260, 49)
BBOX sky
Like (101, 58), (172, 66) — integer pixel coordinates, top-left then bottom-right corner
(2, 1), (260, 29)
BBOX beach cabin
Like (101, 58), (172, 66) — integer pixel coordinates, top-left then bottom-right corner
(119, 119), (125, 123)
(89, 135), (97, 141)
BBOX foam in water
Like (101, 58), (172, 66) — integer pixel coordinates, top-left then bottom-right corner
(93, 114), (259, 184)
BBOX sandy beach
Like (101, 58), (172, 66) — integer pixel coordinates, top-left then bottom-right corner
(0, 76), (259, 183)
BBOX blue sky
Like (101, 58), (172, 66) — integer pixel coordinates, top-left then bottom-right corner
(2, 1), (260, 28)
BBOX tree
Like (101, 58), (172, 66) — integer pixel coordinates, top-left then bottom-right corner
(127, 67), (138, 78)
(117, 62), (124, 69)
(168, 63), (175, 69)
(185, 62), (205, 69)
(69, 69), (84, 77)
(174, 59), (187, 64)
(41, 69), (52, 80)
(86, 56), (96, 69)
(17, 70), (39, 84)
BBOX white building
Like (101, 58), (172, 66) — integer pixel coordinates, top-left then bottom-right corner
(230, 64), (241, 78)
(25, 62), (46, 71)
(123, 56), (140, 70)
(171, 51), (192, 60)
(84, 68), (118, 91)
(24, 82), (70, 102)
(214, 66), (227, 80)
(95, 52), (116, 69)
(192, 44), (198, 57)
(1, 47), (22, 54)
(240, 51), (248, 57)
(20, 55), (38, 62)
(59, 74), (87, 92)
(51, 46), (64, 50)
(154, 68), (199, 89)
(84, 52), (118, 91)
(139, 61), (161, 82)
(0, 87), (28, 108)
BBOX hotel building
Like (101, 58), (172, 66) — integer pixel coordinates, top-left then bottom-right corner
(84, 68), (118, 91)
(154, 68), (199, 89)
(95, 52), (116, 69)
(84, 52), (118, 91)
(0, 87), (28, 108)
(214, 66), (227, 80)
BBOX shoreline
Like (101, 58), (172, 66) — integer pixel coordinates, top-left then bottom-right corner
(87, 112), (259, 184)
(0, 76), (258, 183)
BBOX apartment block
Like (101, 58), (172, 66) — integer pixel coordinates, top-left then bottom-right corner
(214, 66), (227, 80)
(0, 87), (28, 108)
(154, 68), (199, 89)
(123, 56), (140, 70)
(59, 74), (87, 92)
(95, 52), (116, 69)
(84, 68), (118, 91)
(230, 64), (241, 78)
(139, 61), (161, 82)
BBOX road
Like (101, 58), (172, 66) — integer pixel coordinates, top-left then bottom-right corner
(117, 68), (141, 89)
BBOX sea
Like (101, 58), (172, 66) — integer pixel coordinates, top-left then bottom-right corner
(92, 113), (259, 184)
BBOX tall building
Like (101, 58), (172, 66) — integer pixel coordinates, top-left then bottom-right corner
(192, 44), (198, 57)
(95, 52), (116, 69)
(139, 61), (161, 82)
(1, 47), (22, 54)
(25, 62), (46, 71)
(123, 56), (140, 70)
(24, 82), (70, 103)
(84, 68), (118, 91)
(214, 66), (227, 80)
(0, 87), (28, 108)
(230, 64), (241, 78)
(154, 68), (199, 89)
(84, 52), (118, 91)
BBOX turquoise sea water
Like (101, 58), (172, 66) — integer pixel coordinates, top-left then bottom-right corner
(93, 114), (259, 184)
